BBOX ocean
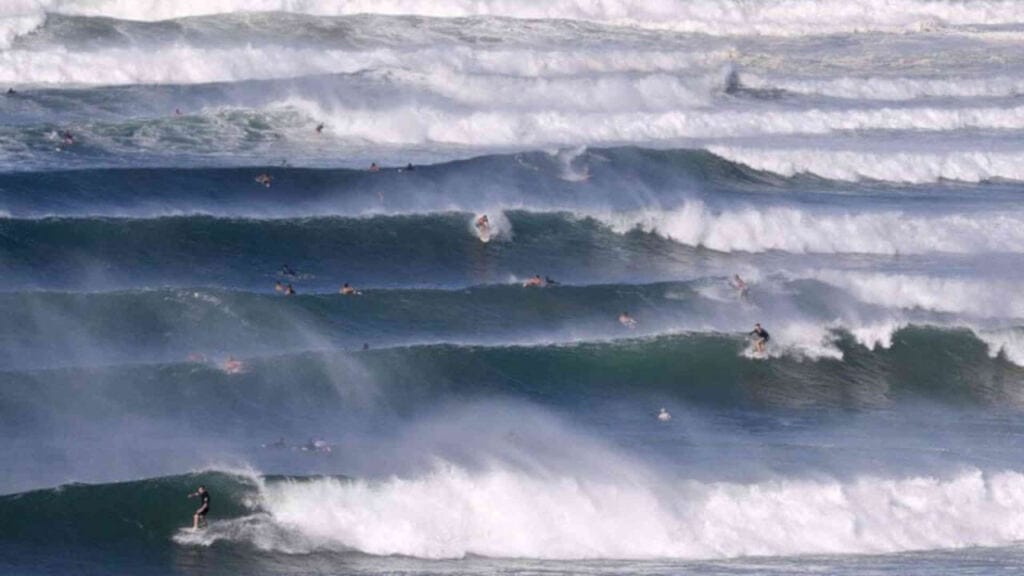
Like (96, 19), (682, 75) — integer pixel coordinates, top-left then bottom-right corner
(3, 1), (1024, 575)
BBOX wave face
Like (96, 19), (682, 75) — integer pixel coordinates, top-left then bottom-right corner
(5, 3), (1024, 576)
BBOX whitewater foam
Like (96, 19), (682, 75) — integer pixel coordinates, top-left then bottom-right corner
(597, 202), (1024, 255)
(189, 464), (1024, 559)
(709, 145), (1024, 183)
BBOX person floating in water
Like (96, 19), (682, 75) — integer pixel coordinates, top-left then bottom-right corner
(523, 274), (544, 288)
(750, 322), (770, 354)
(340, 282), (359, 295)
(187, 486), (210, 530)
(315, 122), (324, 134)
(619, 311), (637, 329)
(255, 173), (272, 188)
(369, 162), (380, 172)
(730, 274), (749, 301)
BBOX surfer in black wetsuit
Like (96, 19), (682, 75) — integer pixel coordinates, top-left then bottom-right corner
(750, 323), (770, 354)
(188, 485), (210, 530)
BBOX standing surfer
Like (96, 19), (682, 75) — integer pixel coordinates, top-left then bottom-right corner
(187, 485), (210, 530)
(750, 323), (770, 354)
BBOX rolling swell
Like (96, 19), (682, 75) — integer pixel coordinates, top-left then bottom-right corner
(0, 148), (773, 216)
(0, 211), (716, 290)
(4, 327), (1023, 443)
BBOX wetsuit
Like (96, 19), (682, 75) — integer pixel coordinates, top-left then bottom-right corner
(751, 327), (770, 342)
(196, 491), (210, 517)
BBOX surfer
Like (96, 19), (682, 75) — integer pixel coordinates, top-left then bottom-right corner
(523, 274), (544, 288)
(223, 356), (244, 374)
(619, 312), (637, 329)
(61, 130), (74, 146)
(475, 214), (490, 237)
(315, 122), (324, 134)
(340, 282), (358, 295)
(187, 486), (210, 530)
(255, 173), (272, 188)
(545, 276), (558, 286)
(285, 283), (296, 296)
(6, 88), (15, 95)
(750, 323), (770, 354)
(731, 274), (749, 300)
(405, 162), (415, 171)
(274, 281), (285, 293)
(369, 162), (380, 172)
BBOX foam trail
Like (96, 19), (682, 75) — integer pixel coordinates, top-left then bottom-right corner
(191, 465), (1024, 559)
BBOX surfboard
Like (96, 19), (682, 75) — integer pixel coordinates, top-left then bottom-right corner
(476, 224), (491, 243)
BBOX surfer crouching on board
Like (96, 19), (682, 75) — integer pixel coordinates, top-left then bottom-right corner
(187, 486), (210, 530)
(750, 323), (770, 354)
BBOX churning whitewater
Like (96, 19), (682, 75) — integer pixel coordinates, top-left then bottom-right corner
(3, 1), (1024, 575)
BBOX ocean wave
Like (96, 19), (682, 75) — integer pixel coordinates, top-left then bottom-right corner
(598, 201), (1024, 255)
(15, 0), (1024, 38)
(739, 71), (1024, 101)
(190, 465), (1024, 559)
(10, 464), (1024, 560)
(708, 145), (1024, 183)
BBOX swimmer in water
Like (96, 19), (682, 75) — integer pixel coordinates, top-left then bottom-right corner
(750, 323), (770, 354)
(255, 173), (272, 188)
(523, 274), (544, 288)
(340, 283), (358, 295)
(619, 312), (637, 329)
(369, 162), (380, 172)
(187, 486), (210, 530)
